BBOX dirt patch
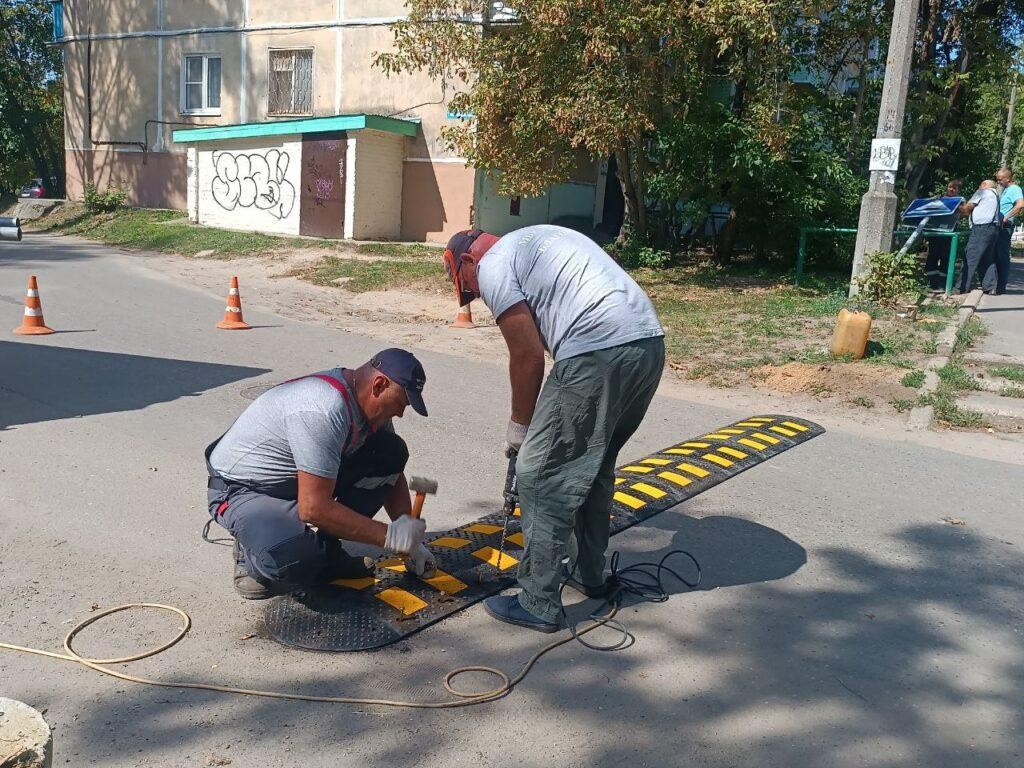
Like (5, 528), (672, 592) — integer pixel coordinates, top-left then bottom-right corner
(752, 361), (918, 406)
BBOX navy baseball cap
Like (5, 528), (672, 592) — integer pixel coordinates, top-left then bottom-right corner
(371, 348), (428, 416)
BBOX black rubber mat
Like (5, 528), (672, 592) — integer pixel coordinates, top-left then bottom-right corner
(265, 414), (824, 651)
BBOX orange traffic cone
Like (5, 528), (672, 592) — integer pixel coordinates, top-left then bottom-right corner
(452, 303), (475, 329)
(216, 276), (252, 330)
(13, 276), (55, 335)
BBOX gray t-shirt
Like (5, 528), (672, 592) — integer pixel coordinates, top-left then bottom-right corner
(968, 188), (1000, 226)
(477, 225), (664, 361)
(210, 368), (385, 486)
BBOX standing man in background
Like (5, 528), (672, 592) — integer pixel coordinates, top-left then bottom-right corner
(443, 225), (665, 632)
(924, 179), (962, 290)
(958, 180), (1002, 294)
(987, 167), (1024, 295)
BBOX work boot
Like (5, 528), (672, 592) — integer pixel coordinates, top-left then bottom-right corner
(562, 565), (618, 600)
(483, 594), (559, 633)
(233, 540), (272, 600)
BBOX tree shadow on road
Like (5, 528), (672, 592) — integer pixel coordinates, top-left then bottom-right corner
(0, 340), (270, 429)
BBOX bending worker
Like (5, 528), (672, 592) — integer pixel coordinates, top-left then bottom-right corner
(444, 225), (665, 632)
(205, 349), (434, 600)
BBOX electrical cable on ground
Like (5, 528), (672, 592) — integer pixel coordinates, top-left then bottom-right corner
(0, 549), (699, 710)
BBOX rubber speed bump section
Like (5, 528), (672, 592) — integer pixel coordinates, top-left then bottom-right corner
(264, 414), (823, 651)
(377, 588), (427, 616)
(473, 546), (518, 570)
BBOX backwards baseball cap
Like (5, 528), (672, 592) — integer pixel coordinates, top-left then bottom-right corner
(370, 348), (428, 416)
(443, 229), (500, 306)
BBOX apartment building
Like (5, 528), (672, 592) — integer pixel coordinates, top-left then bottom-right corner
(54, 0), (605, 242)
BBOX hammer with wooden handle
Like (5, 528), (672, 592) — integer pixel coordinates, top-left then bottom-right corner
(408, 476), (438, 519)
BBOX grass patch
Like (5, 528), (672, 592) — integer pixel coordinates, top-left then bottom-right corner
(900, 370), (926, 389)
(848, 395), (874, 408)
(356, 242), (442, 260)
(956, 316), (987, 348)
(991, 365), (1024, 383)
(890, 398), (915, 412)
(924, 314), (989, 429)
(1001, 386), (1024, 399)
(298, 256), (447, 293)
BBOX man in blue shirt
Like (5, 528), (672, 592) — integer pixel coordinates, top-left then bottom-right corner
(987, 167), (1024, 294)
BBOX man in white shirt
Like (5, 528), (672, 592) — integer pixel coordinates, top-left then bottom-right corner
(443, 225), (665, 632)
(958, 180), (1002, 294)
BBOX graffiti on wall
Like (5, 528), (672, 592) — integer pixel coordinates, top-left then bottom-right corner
(211, 149), (297, 220)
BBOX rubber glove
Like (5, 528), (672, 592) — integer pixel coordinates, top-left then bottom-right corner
(385, 514), (426, 554)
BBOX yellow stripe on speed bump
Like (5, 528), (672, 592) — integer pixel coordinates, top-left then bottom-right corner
(676, 463), (710, 478)
(422, 570), (468, 596)
(664, 448), (695, 455)
(376, 588), (427, 616)
(769, 426), (798, 437)
(621, 465), (654, 473)
(463, 523), (504, 535)
(718, 428), (745, 435)
(748, 417), (775, 423)
(614, 491), (646, 509)
(682, 442), (711, 448)
(506, 532), (525, 547)
(331, 576), (378, 590)
(630, 482), (667, 499)
(641, 458), (673, 466)
(704, 433), (732, 440)
(472, 547), (519, 570)
(657, 471), (692, 487)
(614, 478), (625, 485)
(702, 453), (734, 468)
(735, 421), (767, 427)
(429, 536), (472, 550)
(718, 446), (748, 459)
(782, 421), (809, 432)
(738, 438), (768, 450)
(751, 432), (780, 445)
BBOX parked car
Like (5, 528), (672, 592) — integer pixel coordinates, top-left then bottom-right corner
(19, 178), (47, 198)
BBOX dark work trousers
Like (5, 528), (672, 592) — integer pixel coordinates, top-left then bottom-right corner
(959, 223), (1000, 293)
(206, 430), (409, 590)
(982, 226), (1012, 294)
(924, 238), (951, 290)
(514, 337), (665, 622)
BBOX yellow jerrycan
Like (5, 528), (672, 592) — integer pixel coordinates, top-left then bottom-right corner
(830, 308), (872, 360)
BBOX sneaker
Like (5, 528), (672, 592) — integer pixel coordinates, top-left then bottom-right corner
(483, 594), (559, 633)
(233, 540), (272, 600)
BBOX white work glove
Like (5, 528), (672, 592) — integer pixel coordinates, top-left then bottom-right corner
(384, 514), (426, 555)
(406, 543), (437, 578)
(505, 420), (529, 458)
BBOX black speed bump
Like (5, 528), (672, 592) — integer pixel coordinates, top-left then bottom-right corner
(264, 414), (824, 651)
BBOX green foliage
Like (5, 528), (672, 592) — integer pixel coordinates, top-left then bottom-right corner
(854, 251), (922, 307)
(605, 238), (673, 269)
(0, 0), (63, 195)
(83, 183), (128, 213)
(991, 365), (1024, 383)
(901, 370), (926, 389)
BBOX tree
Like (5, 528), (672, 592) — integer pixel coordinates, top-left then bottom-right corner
(375, 0), (801, 244)
(0, 0), (64, 196)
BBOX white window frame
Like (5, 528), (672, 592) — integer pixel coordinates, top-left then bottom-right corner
(267, 47), (315, 117)
(180, 53), (222, 116)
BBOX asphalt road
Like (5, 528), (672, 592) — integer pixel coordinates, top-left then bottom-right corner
(2, 233), (1022, 768)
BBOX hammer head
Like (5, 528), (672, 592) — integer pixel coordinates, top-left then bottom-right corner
(409, 476), (438, 495)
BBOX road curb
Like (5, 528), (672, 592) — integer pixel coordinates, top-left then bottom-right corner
(906, 289), (982, 432)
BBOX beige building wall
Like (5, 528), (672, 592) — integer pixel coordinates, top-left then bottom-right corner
(350, 130), (404, 240)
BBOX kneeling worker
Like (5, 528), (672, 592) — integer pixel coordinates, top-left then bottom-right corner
(205, 349), (434, 599)
(444, 225), (665, 632)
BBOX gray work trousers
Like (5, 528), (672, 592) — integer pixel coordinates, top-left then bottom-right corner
(959, 223), (1000, 293)
(515, 336), (665, 622)
(982, 226), (1012, 294)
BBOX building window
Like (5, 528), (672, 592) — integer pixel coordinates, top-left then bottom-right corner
(51, 0), (64, 40)
(269, 49), (313, 116)
(181, 54), (221, 115)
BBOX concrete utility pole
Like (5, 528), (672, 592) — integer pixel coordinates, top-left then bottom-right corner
(849, 0), (921, 296)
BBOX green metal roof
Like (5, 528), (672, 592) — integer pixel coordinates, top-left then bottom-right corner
(171, 114), (418, 143)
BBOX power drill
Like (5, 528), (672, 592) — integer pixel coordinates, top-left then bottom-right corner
(495, 449), (518, 570)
